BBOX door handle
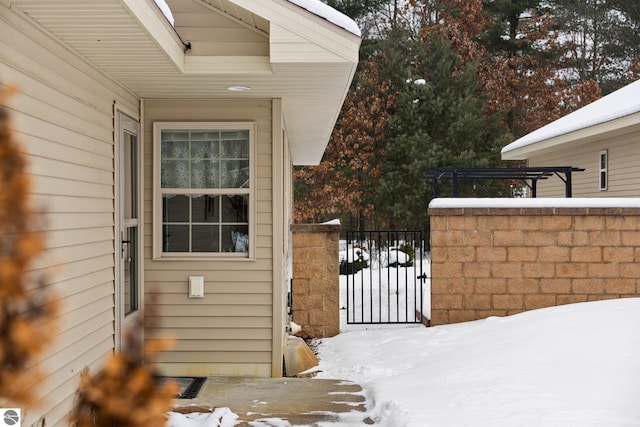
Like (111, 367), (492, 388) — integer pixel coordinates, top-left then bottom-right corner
(122, 240), (132, 262)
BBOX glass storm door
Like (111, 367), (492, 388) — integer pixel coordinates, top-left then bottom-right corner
(117, 111), (141, 349)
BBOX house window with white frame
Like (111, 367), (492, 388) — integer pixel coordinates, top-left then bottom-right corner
(153, 122), (255, 258)
(599, 150), (607, 191)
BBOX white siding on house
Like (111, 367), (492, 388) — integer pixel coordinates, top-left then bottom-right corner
(0, 4), (138, 426)
(143, 99), (275, 377)
(527, 127), (640, 197)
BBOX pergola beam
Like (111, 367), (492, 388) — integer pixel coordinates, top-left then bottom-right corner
(425, 167), (585, 198)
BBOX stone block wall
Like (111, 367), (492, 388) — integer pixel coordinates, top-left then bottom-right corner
(429, 200), (640, 325)
(290, 223), (340, 338)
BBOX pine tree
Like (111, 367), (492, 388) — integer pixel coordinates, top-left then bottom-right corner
(549, 0), (628, 94)
(481, 0), (602, 138)
(322, 0), (388, 24)
(293, 0), (617, 232)
(376, 31), (510, 231)
(604, 0), (640, 88)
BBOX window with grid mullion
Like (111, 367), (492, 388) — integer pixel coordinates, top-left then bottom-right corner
(156, 124), (252, 256)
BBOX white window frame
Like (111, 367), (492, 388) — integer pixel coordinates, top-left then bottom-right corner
(153, 121), (256, 260)
(599, 149), (608, 191)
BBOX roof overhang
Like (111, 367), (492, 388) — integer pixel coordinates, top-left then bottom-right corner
(502, 78), (640, 161)
(10, 0), (361, 165)
(502, 111), (640, 160)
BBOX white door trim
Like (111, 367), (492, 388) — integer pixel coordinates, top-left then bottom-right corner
(114, 104), (143, 351)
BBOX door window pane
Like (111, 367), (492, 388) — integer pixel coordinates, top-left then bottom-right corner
(124, 227), (138, 315)
(123, 132), (138, 220)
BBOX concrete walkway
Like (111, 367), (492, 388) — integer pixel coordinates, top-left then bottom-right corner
(172, 376), (375, 426)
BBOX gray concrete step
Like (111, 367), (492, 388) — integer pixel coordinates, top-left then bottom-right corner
(172, 376), (375, 426)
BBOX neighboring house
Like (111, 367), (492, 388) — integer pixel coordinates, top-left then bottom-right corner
(502, 79), (640, 197)
(1, 0), (360, 425)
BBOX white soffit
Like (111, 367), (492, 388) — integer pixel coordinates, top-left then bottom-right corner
(9, 0), (185, 76)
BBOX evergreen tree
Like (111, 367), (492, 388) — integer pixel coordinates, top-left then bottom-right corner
(322, 0), (393, 42)
(322, 0), (388, 22)
(608, 0), (640, 87)
(483, 0), (547, 58)
(549, 0), (632, 94)
(293, 0), (622, 232)
(481, 0), (601, 138)
(376, 31), (510, 231)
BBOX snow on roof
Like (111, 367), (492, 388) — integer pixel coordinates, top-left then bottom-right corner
(153, 0), (174, 26)
(287, 0), (361, 37)
(429, 197), (640, 209)
(154, 0), (360, 37)
(502, 79), (640, 155)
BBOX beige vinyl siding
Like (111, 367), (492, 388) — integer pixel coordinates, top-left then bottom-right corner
(0, 4), (138, 426)
(527, 129), (640, 197)
(224, 0), (359, 63)
(270, 23), (348, 63)
(167, 0), (269, 57)
(143, 99), (274, 377)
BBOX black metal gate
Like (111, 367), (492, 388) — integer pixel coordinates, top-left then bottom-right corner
(342, 230), (428, 324)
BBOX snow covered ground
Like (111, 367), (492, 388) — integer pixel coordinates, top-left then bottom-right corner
(340, 257), (430, 325)
(315, 297), (640, 426)
(168, 252), (640, 427)
(167, 409), (237, 427)
(169, 297), (640, 427)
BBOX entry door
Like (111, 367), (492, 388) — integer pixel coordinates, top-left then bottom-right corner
(116, 111), (142, 350)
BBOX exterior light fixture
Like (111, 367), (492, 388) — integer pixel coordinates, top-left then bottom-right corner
(227, 85), (251, 92)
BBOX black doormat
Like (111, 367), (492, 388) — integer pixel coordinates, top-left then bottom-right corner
(157, 376), (207, 399)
